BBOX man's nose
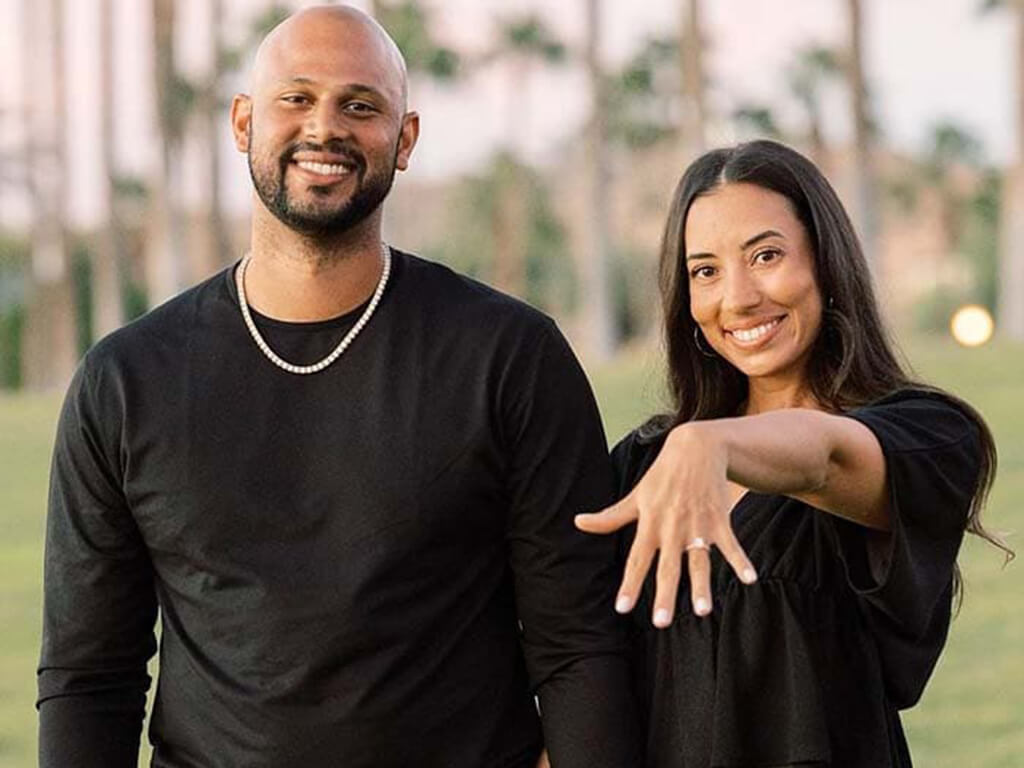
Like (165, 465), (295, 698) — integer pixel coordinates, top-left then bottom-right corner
(303, 100), (349, 144)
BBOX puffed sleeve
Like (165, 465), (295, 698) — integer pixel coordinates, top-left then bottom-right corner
(832, 390), (983, 707)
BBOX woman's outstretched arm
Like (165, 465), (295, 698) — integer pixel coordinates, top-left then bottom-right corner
(576, 409), (888, 627)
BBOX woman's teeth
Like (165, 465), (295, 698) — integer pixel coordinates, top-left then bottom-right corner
(730, 318), (781, 342)
(296, 161), (350, 176)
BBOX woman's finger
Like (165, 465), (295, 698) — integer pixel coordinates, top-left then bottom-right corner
(715, 522), (758, 585)
(575, 496), (639, 535)
(615, 532), (657, 614)
(687, 542), (713, 616)
(652, 544), (683, 628)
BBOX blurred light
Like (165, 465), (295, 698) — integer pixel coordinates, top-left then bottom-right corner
(950, 305), (994, 347)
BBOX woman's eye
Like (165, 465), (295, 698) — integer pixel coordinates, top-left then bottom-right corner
(753, 248), (781, 265)
(689, 265), (716, 280)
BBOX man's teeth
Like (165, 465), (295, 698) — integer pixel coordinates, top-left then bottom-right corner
(296, 161), (350, 176)
(731, 318), (781, 342)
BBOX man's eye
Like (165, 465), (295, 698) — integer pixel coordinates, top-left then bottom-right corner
(281, 94), (310, 105)
(344, 102), (377, 115)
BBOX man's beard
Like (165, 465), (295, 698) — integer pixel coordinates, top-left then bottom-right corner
(248, 136), (399, 237)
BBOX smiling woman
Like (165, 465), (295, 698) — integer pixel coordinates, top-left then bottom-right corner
(575, 140), (1011, 768)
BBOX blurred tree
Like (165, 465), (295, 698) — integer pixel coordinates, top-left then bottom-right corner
(887, 121), (996, 328)
(0, 232), (28, 389)
(579, 0), (616, 360)
(786, 45), (841, 167)
(731, 103), (783, 141)
(845, 0), (881, 280)
(483, 13), (566, 297)
(678, 0), (706, 155)
(194, 0), (232, 278)
(92, 0), (124, 341)
(429, 153), (573, 314)
(372, 1), (461, 81)
(606, 36), (679, 148)
(146, 0), (189, 306)
(20, 0), (77, 390)
(980, 0), (1024, 339)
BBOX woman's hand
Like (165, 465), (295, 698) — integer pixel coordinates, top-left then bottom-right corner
(575, 422), (757, 627)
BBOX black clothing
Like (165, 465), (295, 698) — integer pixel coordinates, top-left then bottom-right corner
(39, 250), (640, 768)
(611, 392), (981, 768)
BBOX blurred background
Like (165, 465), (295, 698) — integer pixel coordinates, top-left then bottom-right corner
(0, 0), (1021, 766)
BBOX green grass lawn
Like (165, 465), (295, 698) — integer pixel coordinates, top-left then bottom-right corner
(2, 334), (1020, 766)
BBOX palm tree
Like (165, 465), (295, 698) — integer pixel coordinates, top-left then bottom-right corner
(196, 0), (231, 278)
(92, 0), (124, 340)
(678, 0), (706, 156)
(980, 0), (1024, 340)
(786, 45), (841, 168)
(484, 13), (566, 297)
(146, 0), (187, 307)
(845, 0), (880, 280)
(21, 0), (77, 390)
(579, 0), (615, 360)
(372, 1), (460, 81)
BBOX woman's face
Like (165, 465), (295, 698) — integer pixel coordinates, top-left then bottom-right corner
(684, 182), (823, 387)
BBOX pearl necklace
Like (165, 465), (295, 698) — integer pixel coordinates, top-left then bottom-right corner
(235, 243), (391, 375)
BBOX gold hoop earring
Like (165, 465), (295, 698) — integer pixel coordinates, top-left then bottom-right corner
(693, 327), (717, 358)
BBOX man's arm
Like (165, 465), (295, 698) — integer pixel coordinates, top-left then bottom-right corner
(501, 318), (641, 768)
(38, 359), (158, 768)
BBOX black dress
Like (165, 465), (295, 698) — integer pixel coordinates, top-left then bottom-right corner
(611, 391), (982, 768)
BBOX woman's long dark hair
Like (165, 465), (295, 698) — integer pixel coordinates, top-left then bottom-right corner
(646, 139), (1010, 587)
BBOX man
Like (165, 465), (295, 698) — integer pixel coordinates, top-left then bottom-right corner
(37, 6), (639, 767)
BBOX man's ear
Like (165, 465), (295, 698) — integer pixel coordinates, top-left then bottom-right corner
(230, 94), (253, 153)
(395, 111), (420, 172)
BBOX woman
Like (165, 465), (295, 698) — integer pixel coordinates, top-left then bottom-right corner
(576, 140), (1008, 767)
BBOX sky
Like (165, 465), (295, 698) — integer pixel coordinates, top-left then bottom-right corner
(0, 0), (1017, 228)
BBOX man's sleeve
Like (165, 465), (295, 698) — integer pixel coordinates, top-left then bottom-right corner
(501, 318), (641, 767)
(37, 357), (158, 768)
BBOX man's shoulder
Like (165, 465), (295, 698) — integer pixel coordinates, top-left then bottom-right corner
(84, 268), (230, 374)
(396, 250), (554, 332)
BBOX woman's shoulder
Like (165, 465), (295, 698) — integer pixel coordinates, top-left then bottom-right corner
(845, 386), (981, 454)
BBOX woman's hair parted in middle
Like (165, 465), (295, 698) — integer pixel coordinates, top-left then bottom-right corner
(655, 139), (902, 425)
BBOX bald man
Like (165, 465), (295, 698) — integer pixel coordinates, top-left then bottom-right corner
(37, 6), (639, 767)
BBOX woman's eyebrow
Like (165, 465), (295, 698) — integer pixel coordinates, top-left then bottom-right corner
(740, 229), (785, 250)
(686, 229), (785, 261)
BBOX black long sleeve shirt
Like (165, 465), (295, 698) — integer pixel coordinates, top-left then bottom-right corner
(39, 250), (640, 768)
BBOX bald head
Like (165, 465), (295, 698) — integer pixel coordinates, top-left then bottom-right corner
(251, 5), (409, 109)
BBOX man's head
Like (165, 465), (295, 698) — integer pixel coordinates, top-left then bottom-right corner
(230, 5), (418, 237)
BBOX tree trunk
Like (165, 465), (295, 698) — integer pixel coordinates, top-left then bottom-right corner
(846, 0), (880, 283)
(21, 0), (77, 391)
(196, 0), (231, 277)
(679, 0), (706, 157)
(579, 0), (616, 361)
(999, 3), (1024, 340)
(93, 0), (125, 341)
(491, 155), (528, 298)
(146, 0), (186, 306)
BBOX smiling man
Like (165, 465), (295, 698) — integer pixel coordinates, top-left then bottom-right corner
(36, 6), (639, 767)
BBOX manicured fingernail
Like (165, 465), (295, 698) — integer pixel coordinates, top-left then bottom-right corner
(615, 595), (634, 614)
(694, 597), (710, 615)
(742, 568), (758, 584)
(653, 608), (672, 627)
